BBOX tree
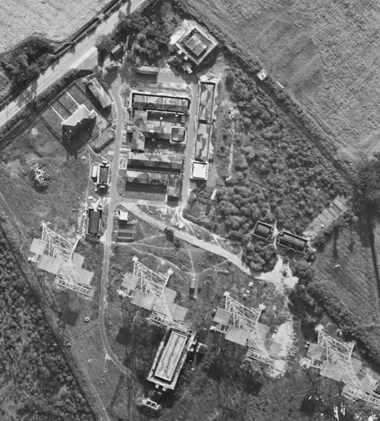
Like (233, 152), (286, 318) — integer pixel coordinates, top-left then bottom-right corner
(95, 34), (114, 55)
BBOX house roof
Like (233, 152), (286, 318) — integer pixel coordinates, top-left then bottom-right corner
(126, 170), (169, 186)
(62, 104), (96, 128)
(88, 209), (101, 235)
(278, 231), (307, 252)
(87, 78), (112, 108)
(253, 221), (273, 240)
(191, 161), (208, 180)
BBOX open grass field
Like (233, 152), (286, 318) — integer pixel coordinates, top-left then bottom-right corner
(0, 0), (110, 53)
(0, 116), (91, 237)
(187, 0), (380, 159)
(313, 222), (380, 327)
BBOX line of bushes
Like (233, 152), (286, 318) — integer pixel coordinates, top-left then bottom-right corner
(306, 281), (380, 367)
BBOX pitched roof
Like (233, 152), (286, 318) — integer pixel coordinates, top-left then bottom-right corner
(62, 104), (96, 128)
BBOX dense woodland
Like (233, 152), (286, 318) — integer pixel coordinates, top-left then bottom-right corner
(0, 228), (94, 421)
(209, 67), (348, 271)
(0, 37), (54, 91)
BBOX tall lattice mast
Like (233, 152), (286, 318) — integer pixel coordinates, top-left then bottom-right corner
(314, 327), (380, 408)
(213, 292), (272, 365)
(39, 223), (94, 299)
(132, 257), (175, 327)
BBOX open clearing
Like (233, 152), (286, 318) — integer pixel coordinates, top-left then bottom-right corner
(0, 0), (109, 53)
(187, 0), (380, 158)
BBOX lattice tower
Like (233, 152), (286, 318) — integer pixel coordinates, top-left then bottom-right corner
(224, 294), (272, 365)
(41, 223), (93, 300)
(317, 329), (380, 408)
(132, 257), (174, 326)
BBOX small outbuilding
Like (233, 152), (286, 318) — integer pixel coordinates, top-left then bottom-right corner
(277, 231), (307, 253)
(253, 221), (273, 241)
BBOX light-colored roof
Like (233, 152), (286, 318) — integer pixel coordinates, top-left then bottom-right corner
(320, 362), (344, 382)
(225, 327), (250, 346)
(213, 308), (231, 326)
(74, 266), (94, 286)
(155, 330), (187, 382)
(170, 304), (188, 322)
(118, 211), (129, 221)
(37, 254), (61, 275)
(29, 238), (47, 256)
(122, 272), (138, 290)
(306, 343), (324, 362)
(165, 288), (177, 305)
(72, 252), (84, 268)
(62, 104), (96, 128)
(191, 161), (208, 180)
(131, 290), (156, 310)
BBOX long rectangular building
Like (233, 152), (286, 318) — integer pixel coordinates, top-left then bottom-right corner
(128, 152), (183, 172)
(199, 82), (215, 123)
(147, 328), (195, 390)
(133, 94), (190, 113)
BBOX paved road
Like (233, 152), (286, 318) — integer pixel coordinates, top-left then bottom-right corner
(98, 83), (132, 379)
(0, 0), (146, 128)
(119, 202), (251, 275)
(181, 78), (199, 204)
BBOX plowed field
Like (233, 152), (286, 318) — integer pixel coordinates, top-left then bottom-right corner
(0, 0), (109, 53)
(187, 0), (380, 158)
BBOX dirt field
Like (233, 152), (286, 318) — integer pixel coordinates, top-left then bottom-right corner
(187, 0), (380, 159)
(0, 0), (109, 53)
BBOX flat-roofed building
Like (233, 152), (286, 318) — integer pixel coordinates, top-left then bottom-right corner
(61, 104), (96, 139)
(277, 231), (307, 253)
(191, 161), (209, 180)
(87, 207), (102, 237)
(253, 221), (274, 241)
(198, 82), (215, 123)
(184, 33), (207, 57)
(170, 126), (186, 143)
(87, 78), (112, 109)
(97, 162), (110, 190)
(128, 152), (183, 172)
(194, 123), (210, 162)
(147, 328), (196, 390)
(132, 94), (190, 113)
(126, 170), (169, 187)
(167, 174), (181, 199)
(136, 66), (159, 75)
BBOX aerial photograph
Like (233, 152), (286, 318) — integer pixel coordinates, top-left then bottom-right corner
(2, 0), (380, 420)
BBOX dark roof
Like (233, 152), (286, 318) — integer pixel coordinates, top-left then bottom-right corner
(278, 231), (307, 252)
(253, 221), (273, 240)
(128, 152), (183, 172)
(170, 126), (186, 143)
(133, 94), (189, 113)
(87, 78), (112, 108)
(126, 170), (169, 186)
(98, 165), (109, 185)
(88, 209), (102, 235)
